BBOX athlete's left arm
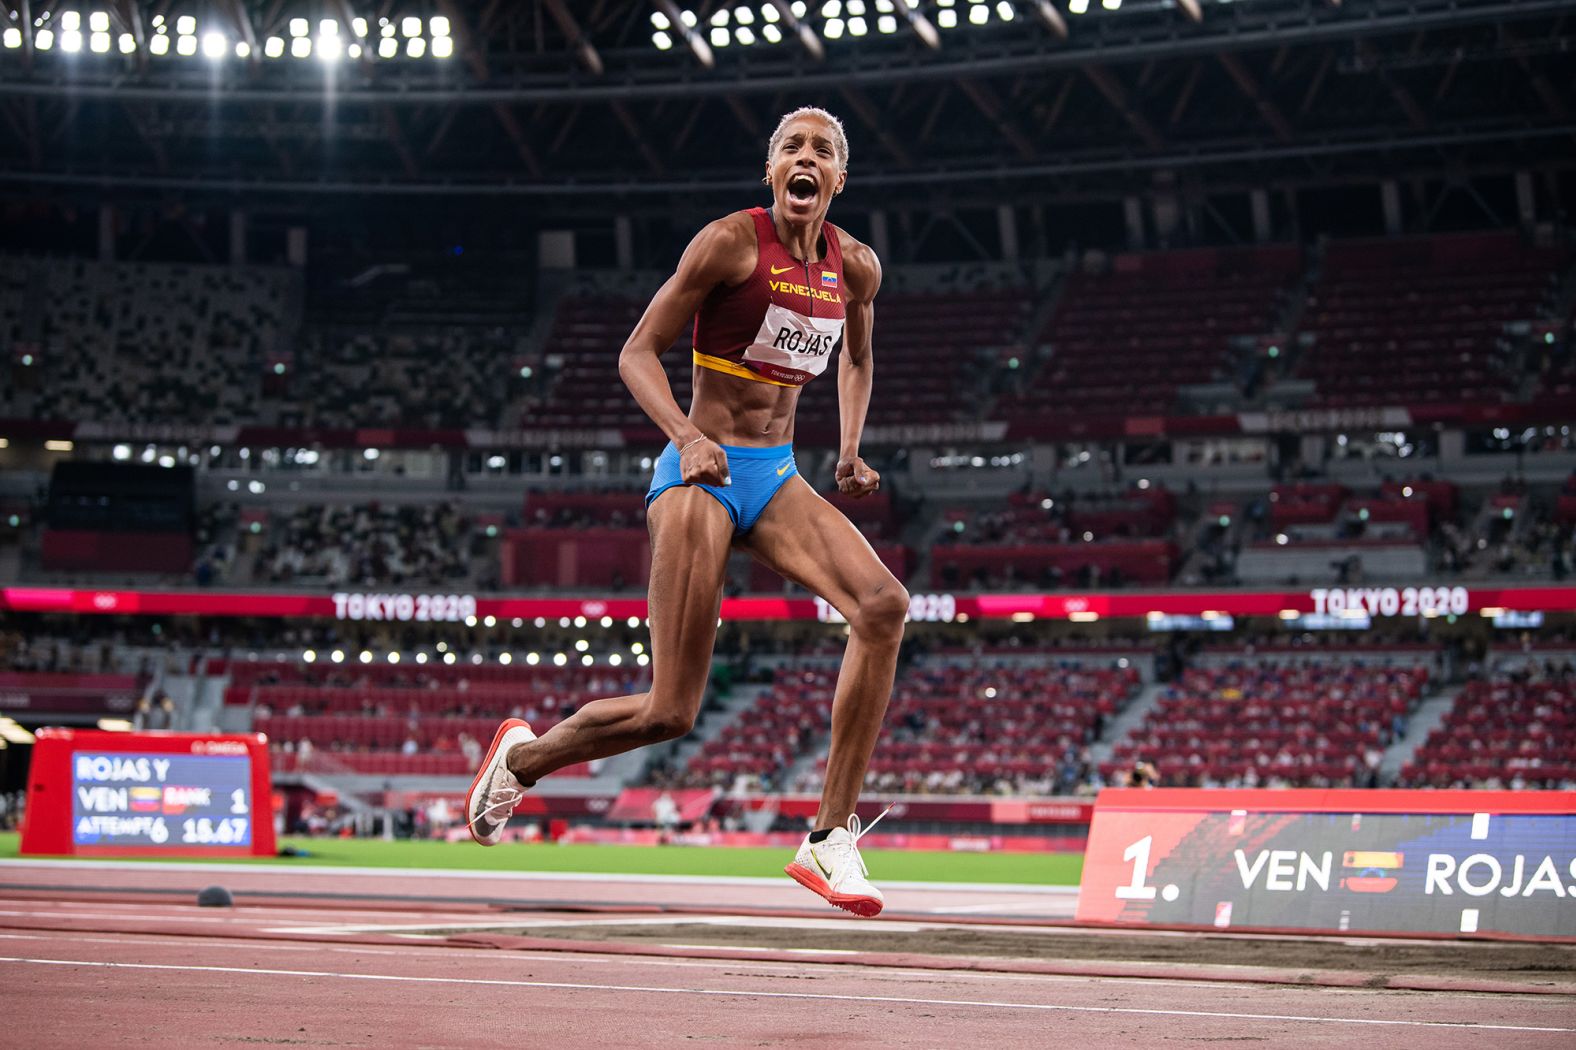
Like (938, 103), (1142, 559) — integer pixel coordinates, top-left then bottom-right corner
(835, 238), (882, 498)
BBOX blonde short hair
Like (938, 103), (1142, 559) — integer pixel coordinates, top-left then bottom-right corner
(766, 108), (849, 172)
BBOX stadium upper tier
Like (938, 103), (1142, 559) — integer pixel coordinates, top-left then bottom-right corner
(1, 231), (1569, 440)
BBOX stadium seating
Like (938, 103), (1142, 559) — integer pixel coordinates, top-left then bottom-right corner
(1000, 244), (1299, 419)
(1295, 232), (1565, 407)
(1401, 672), (1576, 789)
(0, 257), (293, 424)
(242, 661), (647, 778)
(246, 502), (478, 588)
(681, 655), (1140, 795)
(1106, 661), (1428, 788)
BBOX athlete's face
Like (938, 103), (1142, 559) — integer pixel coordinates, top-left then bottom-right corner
(767, 116), (847, 224)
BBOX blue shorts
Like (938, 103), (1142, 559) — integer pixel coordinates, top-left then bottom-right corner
(645, 441), (798, 532)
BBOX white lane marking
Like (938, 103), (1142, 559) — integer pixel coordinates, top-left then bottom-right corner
(0, 956), (1570, 1032)
(0, 858), (1077, 894)
(264, 914), (1089, 937)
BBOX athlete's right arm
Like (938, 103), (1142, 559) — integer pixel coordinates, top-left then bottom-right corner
(618, 214), (753, 486)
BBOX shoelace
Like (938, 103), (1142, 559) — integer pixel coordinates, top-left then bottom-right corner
(467, 783), (524, 832)
(836, 803), (897, 876)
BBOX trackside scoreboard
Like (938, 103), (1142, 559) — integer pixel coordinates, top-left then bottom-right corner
(1077, 789), (1576, 938)
(20, 729), (276, 858)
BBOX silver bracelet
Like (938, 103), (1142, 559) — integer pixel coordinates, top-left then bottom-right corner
(678, 436), (707, 455)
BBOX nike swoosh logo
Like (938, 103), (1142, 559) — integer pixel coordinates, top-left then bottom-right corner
(776, 462), (791, 476)
(811, 847), (833, 879)
(769, 264), (796, 275)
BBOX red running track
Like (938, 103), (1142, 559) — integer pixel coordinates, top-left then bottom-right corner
(1, 863), (1572, 1049)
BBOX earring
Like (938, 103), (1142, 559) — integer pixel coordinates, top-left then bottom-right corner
(762, 175), (771, 185)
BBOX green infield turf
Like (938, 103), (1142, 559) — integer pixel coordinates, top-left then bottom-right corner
(0, 831), (1082, 885)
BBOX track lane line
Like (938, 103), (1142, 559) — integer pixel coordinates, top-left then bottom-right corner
(2, 956), (1570, 1033)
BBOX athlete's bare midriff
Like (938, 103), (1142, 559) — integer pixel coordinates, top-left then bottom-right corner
(689, 365), (802, 446)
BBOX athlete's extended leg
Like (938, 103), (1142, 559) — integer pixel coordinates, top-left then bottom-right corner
(742, 477), (909, 829)
(504, 486), (733, 783)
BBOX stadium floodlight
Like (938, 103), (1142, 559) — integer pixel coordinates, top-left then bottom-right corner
(969, 4), (988, 24)
(320, 19), (338, 37)
(401, 15), (421, 37)
(997, 1), (1014, 19)
(90, 31), (110, 52)
(90, 11), (110, 33)
(736, 25), (754, 43)
(581, 654), (594, 666)
(822, 1), (841, 16)
(1103, 0), (1121, 7)
(609, 653), (622, 667)
(937, 8), (956, 27)
(264, 35), (284, 57)
(553, 652), (568, 667)
(877, 14), (896, 31)
(526, 652), (540, 665)
(202, 32), (226, 58)
(236, 40), (250, 57)
(736, 6), (754, 24)
(318, 34), (342, 61)
(762, 22), (781, 41)
(792, 1), (807, 15)
(499, 652), (512, 665)
(302, 649), (316, 663)
(62, 11), (81, 32)
(652, 30), (673, 49)
(710, 8), (729, 25)
(3, 28), (20, 49)
(637, 654), (650, 667)
(849, 16), (867, 34)
(345, 41), (359, 57)
(848, 0), (865, 11)
(1068, 0), (1089, 13)
(381, 22), (395, 37)
(652, 11), (671, 28)
(112, 444), (131, 460)
(291, 35), (310, 57)
(377, 36), (397, 58)
(430, 36), (451, 58)
(62, 30), (83, 52)
(405, 36), (425, 57)
(429, 16), (450, 37)
(359, 650), (373, 664)
(353, 17), (369, 37)
(330, 649), (345, 663)
(709, 25), (727, 46)
(824, 17), (844, 37)
(681, 10), (698, 26)
(118, 32), (135, 53)
(290, 18), (308, 37)
(175, 15), (195, 36)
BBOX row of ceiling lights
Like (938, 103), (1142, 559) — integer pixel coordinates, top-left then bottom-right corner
(1, 12), (453, 60)
(650, 0), (1123, 49)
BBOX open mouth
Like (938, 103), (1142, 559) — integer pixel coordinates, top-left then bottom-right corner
(786, 173), (818, 204)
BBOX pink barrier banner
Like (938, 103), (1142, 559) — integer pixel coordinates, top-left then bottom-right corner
(7, 584), (1576, 622)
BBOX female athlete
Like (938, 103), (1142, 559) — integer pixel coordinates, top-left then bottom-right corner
(468, 108), (907, 917)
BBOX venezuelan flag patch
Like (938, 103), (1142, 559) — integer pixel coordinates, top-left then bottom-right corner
(821, 271), (838, 288)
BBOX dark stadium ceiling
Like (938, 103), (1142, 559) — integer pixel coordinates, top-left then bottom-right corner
(0, 0), (1571, 218)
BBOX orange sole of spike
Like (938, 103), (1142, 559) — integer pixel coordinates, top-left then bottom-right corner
(784, 862), (883, 918)
(465, 718), (532, 846)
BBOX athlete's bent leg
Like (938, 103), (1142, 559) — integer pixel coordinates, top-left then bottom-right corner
(504, 486), (733, 784)
(742, 477), (908, 830)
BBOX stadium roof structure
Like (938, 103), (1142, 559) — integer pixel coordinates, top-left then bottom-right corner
(0, 0), (1570, 221)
